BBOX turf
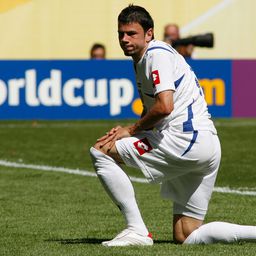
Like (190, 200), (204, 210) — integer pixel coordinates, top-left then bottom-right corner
(0, 119), (256, 255)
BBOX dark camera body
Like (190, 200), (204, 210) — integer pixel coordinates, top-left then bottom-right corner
(172, 33), (214, 48)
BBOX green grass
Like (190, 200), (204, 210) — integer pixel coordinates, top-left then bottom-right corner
(0, 119), (256, 255)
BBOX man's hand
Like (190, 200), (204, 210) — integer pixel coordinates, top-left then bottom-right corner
(97, 126), (131, 151)
(97, 126), (122, 142)
(96, 91), (174, 151)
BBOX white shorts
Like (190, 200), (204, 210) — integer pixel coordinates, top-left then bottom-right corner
(115, 128), (221, 220)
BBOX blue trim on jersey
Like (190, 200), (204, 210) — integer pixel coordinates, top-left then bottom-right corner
(195, 78), (202, 96)
(166, 44), (178, 54)
(174, 74), (185, 89)
(181, 130), (198, 156)
(183, 100), (194, 132)
(146, 46), (174, 54)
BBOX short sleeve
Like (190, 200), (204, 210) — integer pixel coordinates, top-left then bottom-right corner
(148, 49), (176, 95)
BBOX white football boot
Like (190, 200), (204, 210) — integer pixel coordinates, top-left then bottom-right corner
(102, 229), (153, 247)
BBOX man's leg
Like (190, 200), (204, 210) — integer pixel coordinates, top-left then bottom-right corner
(90, 142), (153, 246)
(173, 214), (202, 243)
(173, 214), (256, 244)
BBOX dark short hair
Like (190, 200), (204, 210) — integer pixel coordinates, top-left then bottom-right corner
(90, 43), (105, 53)
(90, 43), (105, 58)
(118, 4), (154, 33)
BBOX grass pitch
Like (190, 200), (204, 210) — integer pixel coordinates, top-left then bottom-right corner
(0, 119), (256, 255)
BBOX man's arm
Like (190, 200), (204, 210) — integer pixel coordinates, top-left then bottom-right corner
(98, 90), (174, 150)
(128, 90), (174, 135)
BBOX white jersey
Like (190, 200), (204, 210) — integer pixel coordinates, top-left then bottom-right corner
(134, 40), (216, 134)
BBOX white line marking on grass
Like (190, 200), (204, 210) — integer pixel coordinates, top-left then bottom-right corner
(213, 187), (256, 196)
(1, 159), (256, 196)
(181, 0), (235, 34)
(0, 160), (148, 183)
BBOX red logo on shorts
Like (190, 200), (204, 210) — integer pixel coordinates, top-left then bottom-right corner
(134, 138), (153, 155)
(151, 70), (160, 86)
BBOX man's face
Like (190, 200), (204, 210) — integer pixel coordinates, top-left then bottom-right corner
(164, 25), (180, 43)
(118, 22), (152, 62)
(91, 48), (105, 59)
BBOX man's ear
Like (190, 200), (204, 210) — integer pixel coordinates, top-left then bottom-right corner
(145, 28), (154, 42)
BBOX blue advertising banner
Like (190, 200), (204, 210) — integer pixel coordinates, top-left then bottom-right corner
(0, 60), (139, 119)
(188, 60), (232, 117)
(0, 60), (232, 119)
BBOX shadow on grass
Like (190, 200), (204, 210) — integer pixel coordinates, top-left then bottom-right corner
(46, 238), (174, 245)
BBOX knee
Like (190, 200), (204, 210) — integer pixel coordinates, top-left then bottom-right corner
(173, 215), (202, 244)
(174, 227), (198, 244)
(90, 145), (109, 158)
(90, 146), (96, 154)
(92, 141), (102, 152)
(90, 146), (109, 174)
(174, 231), (187, 244)
(174, 228), (196, 244)
(90, 146), (99, 162)
(91, 139), (112, 156)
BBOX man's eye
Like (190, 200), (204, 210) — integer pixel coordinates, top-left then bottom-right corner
(127, 32), (136, 36)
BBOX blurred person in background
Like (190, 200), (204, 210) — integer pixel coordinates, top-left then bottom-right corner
(90, 43), (106, 59)
(163, 23), (194, 58)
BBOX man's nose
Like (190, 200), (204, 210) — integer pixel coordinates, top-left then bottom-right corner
(121, 33), (129, 42)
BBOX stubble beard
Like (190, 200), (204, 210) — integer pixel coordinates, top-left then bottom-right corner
(122, 46), (137, 58)
(124, 50), (134, 57)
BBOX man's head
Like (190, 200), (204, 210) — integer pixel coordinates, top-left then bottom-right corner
(163, 24), (180, 44)
(90, 43), (106, 59)
(118, 5), (154, 35)
(118, 5), (154, 62)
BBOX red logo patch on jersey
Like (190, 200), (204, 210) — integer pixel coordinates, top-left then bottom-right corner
(133, 138), (153, 155)
(151, 70), (160, 86)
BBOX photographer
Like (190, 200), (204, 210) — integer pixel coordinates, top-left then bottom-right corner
(163, 23), (194, 58)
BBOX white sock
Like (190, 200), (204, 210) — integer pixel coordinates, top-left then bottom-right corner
(184, 221), (256, 244)
(90, 147), (148, 236)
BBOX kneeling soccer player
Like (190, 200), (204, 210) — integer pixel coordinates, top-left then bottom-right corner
(90, 5), (256, 246)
